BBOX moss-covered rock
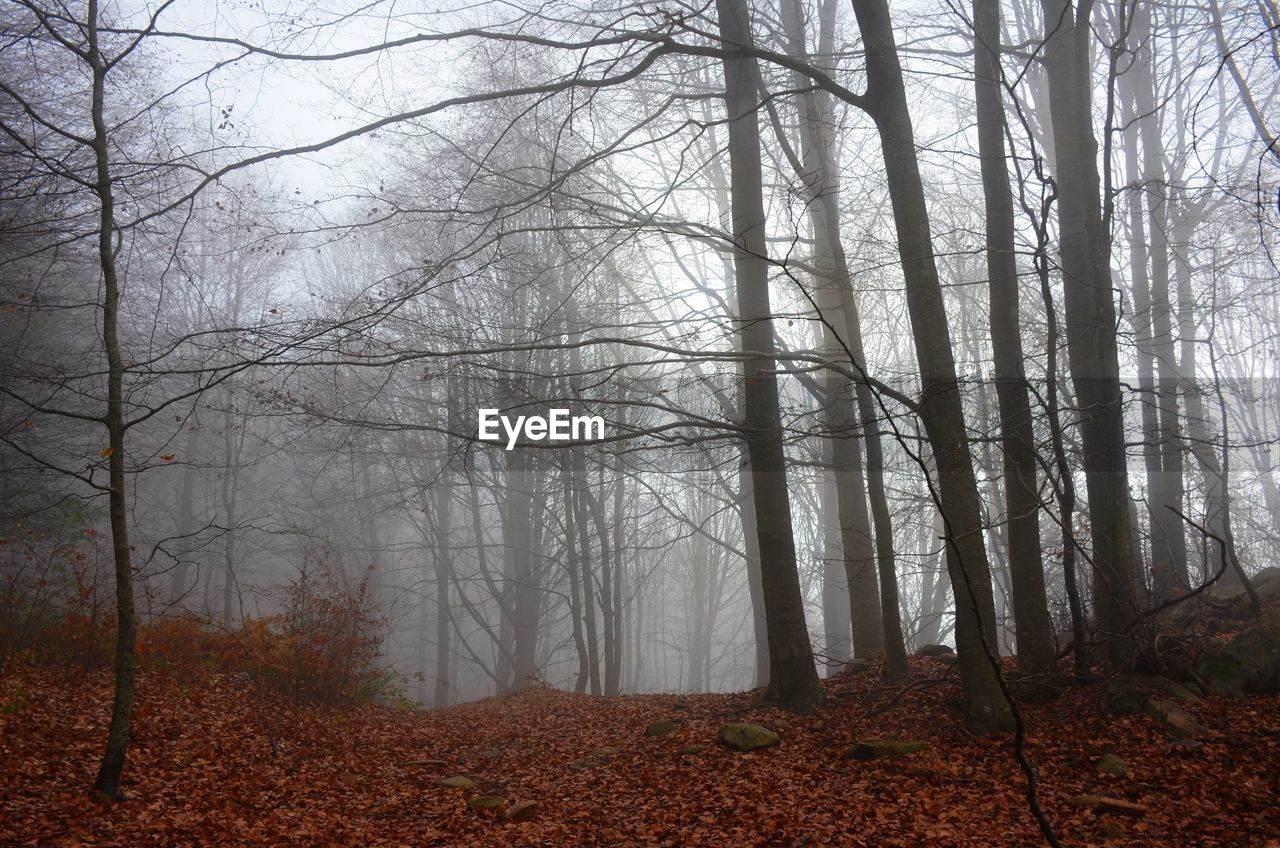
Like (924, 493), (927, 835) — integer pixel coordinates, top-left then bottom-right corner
(1228, 617), (1280, 694)
(1144, 698), (1210, 740)
(468, 796), (505, 810)
(643, 719), (679, 738)
(1106, 674), (1200, 715)
(1094, 753), (1128, 778)
(437, 776), (475, 789)
(916, 644), (955, 657)
(718, 723), (779, 751)
(1197, 648), (1251, 697)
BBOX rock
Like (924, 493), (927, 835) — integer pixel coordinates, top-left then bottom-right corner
(774, 719), (790, 731)
(1070, 794), (1103, 808)
(1144, 698), (1210, 740)
(437, 776), (475, 789)
(1106, 674), (1200, 715)
(504, 800), (539, 822)
(845, 740), (930, 760)
(1225, 616), (1280, 694)
(1094, 753), (1128, 778)
(468, 796), (505, 810)
(718, 723), (779, 752)
(1094, 797), (1147, 818)
(1197, 648), (1252, 697)
(643, 720), (679, 738)
(570, 746), (623, 770)
(1098, 822), (1125, 837)
(672, 699), (690, 710)
(836, 658), (875, 675)
(916, 644), (956, 657)
(1251, 566), (1280, 601)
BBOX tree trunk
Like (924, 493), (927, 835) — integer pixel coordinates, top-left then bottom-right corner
(820, 449), (853, 670)
(433, 478), (452, 709)
(851, 0), (1011, 732)
(716, 0), (823, 713)
(779, 0), (907, 679)
(88, 0), (137, 799)
(1040, 0), (1141, 665)
(167, 426), (202, 610)
(974, 0), (1056, 674)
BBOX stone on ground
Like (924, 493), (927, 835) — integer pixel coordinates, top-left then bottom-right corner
(718, 723), (779, 752)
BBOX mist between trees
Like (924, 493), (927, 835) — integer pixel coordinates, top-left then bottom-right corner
(0, 0), (1276, 808)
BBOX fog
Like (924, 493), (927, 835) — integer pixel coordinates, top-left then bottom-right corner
(2, 0), (1277, 731)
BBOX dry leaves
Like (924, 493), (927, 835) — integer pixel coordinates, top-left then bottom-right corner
(1, 659), (1277, 846)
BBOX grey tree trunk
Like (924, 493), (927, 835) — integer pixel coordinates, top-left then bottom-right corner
(820, 450), (853, 670)
(1041, 0), (1141, 666)
(779, 0), (908, 679)
(715, 0), (823, 713)
(737, 460), (771, 687)
(974, 0), (1056, 674)
(1126, 1), (1189, 598)
(506, 446), (540, 688)
(850, 0), (1011, 732)
(433, 476), (452, 709)
(167, 426), (202, 609)
(88, 0), (137, 799)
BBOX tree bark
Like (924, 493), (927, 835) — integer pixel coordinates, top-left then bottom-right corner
(974, 0), (1056, 674)
(850, 0), (1012, 732)
(716, 0), (823, 713)
(88, 0), (137, 799)
(1040, 0), (1141, 665)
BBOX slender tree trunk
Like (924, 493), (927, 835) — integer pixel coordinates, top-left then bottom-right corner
(88, 0), (136, 799)
(1172, 214), (1233, 581)
(433, 478), (452, 708)
(820, 447), (853, 670)
(1034, 214), (1090, 681)
(506, 446), (540, 687)
(220, 409), (239, 629)
(1127, 1), (1188, 597)
(167, 426), (201, 609)
(974, 0), (1056, 674)
(575, 480), (602, 696)
(737, 459), (771, 686)
(851, 0), (1011, 732)
(706, 118), (773, 689)
(779, 0), (907, 679)
(607, 440), (625, 694)
(716, 0), (823, 713)
(1041, 0), (1141, 665)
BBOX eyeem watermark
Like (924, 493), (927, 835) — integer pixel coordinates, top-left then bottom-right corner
(477, 408), (605, 450)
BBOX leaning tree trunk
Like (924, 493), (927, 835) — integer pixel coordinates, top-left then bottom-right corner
(973, 0), (1056, 674)
(1041, 0), (1141, 666)
(715, 0), (823, 713)
(850, 0), (1012, 733)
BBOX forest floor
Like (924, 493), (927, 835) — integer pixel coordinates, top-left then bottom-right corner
(2, 656), (1278, 848)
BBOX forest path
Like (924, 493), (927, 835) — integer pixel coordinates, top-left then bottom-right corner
(2, 658), (1277, 846)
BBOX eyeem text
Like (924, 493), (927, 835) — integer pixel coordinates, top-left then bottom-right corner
(477, 408), (605, 450)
